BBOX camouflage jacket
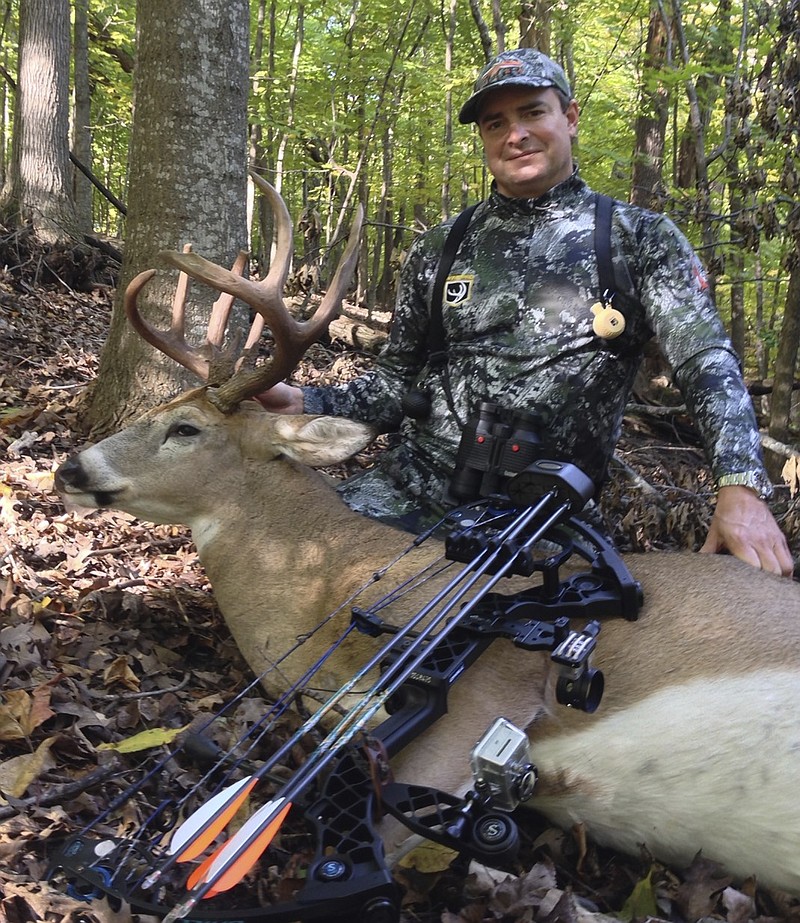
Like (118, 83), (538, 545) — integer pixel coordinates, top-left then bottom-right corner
(304, 170), (767, 527)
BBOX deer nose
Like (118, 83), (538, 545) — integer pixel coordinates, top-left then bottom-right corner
(55, 455), (87, 492)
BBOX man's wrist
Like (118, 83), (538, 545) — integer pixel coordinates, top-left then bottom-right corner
(716, 471), (774, 501)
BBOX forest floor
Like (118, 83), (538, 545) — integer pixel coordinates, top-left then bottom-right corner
(1, 230), (799, 923)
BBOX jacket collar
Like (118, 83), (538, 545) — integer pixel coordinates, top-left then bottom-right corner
(486, 167), (588, 217)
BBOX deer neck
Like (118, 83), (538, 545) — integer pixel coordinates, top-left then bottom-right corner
(187, 458), (419, 666)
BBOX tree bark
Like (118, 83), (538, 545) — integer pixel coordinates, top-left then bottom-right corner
(630, 1), (670, 210)
(274, 3), (304, 200)
(72, 0), (93, 234)
(248, 0), (270, 272)
(763, 0), (800, 469)
(0, 0), (78, 242)
(441, 0), (457, 219)
(519, 1), (551, 53)
(767, 256), (800, 475)
(83, 0), (249, 437)
(467, 0), (493, 62)
(491, 0), (506, 53)
(726, 150), (746, 359)
(672, 0), (719, 301)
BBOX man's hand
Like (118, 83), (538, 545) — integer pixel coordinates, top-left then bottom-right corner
(700, 485), (794, 577)
(253, 383), (304, 414)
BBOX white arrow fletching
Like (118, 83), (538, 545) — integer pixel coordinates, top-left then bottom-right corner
(202, 797), (286, 883)
(168, 776), (255, 857)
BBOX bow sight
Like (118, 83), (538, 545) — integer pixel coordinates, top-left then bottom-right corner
(48, 457), (642, 923)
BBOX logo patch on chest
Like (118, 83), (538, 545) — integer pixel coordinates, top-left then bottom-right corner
(444, 275), (474, 307)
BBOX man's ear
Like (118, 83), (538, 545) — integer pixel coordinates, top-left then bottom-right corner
(566, 98), (579, 141)
(268, 415), (374, 467)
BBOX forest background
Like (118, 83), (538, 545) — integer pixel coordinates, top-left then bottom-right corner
(0, 0), (797, 460)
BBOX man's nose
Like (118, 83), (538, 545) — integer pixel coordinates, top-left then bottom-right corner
(506, 119), (529, 143)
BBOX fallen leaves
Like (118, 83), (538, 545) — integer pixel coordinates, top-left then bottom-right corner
(103, 654), (140, 691)
(97, 723), (190, 754)
(0, 680), (56, 740)
(0, 736), (57, 799)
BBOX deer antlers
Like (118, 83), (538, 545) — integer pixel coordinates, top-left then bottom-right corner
(124, 172), (364, 413)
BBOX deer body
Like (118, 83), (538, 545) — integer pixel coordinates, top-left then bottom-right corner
(58, 391), (800, 894)
(55, 177), (800, 896)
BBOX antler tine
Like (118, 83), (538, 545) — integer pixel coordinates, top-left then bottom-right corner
(124, 246), (253, 383)
(124, 264), (211, 381)
(206, 249), (250, 348)
(154, 173), (295, 390)
(209, 200), (364, 412)
(248, 171), (293, 297)
(308, 202), (365, 339)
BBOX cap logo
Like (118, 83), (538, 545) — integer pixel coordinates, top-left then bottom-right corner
(476, 59), (526, 92)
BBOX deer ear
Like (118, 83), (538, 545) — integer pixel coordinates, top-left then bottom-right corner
(270, 415), (374, 467)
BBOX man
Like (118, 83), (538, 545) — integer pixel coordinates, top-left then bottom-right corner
(261, 48), (793, 577)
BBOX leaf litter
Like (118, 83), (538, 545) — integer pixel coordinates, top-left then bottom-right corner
(0, 233), (798, 923)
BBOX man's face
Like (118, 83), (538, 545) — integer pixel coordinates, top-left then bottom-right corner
(477, 86), (579, 199)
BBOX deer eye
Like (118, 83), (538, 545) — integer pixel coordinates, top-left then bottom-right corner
(167, 423), (201, 439)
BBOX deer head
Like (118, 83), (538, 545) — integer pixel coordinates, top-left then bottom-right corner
(57, 174), (374, 526)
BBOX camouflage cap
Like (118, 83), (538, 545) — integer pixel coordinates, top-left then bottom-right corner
(458, 48), (573, 124)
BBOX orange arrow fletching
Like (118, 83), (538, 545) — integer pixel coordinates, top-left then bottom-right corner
(186, 842), (227, 891)
(170, 776), (257, 862)
(200, 799), (292, 897)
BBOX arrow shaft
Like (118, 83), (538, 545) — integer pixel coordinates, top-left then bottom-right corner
(164, 495), (572, 921)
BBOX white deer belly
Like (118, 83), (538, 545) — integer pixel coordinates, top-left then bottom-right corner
(530, 669), (800, 891)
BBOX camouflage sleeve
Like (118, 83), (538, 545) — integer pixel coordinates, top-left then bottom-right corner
(302, 227), (444, 429)
(673, 348), (767, 483)
(632, 213), (768, 484)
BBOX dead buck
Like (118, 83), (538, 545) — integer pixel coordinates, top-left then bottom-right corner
(56, 176), (800, 896)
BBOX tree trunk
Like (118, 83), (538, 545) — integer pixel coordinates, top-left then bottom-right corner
(248, 0), (271, 273)
(491, 0), (506, 53)
(72, 0), (93, 235)
(83, 0), (249, 437)
(519, 1), (551, 53)
(441, 0), (457, 219)
(767, 256), (800, 476)
(727, 151), (746, 359)
(377, 122), (396, 307)
(765, 0), (800, 472)
(467, 0), (493, 61)
(274, 3), (304, 200)
(369, 121), (392, 309)
(630, 2), (670, 210)
(672, 0), (718, 301)
(0, 0), (78, 242)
